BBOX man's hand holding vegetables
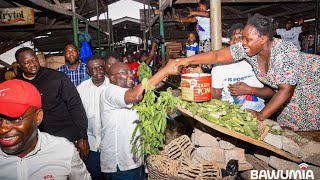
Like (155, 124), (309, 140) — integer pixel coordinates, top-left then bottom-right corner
(99, 59), (180, 178)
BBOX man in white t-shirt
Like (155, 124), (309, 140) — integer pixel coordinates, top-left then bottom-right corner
(276, 18), (308, 50)
(211, 23), (275, 112)
(77, 55), (110, 180)
(212, 60), (266, 111)
(0, 79), (91, 180)
(99, 60), (179, 179)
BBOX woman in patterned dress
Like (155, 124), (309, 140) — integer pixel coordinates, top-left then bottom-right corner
(176, 13), (320, 131)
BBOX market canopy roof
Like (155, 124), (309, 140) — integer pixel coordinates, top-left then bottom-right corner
(0, 0), (317, 55)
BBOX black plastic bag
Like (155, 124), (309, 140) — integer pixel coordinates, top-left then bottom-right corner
(222, 159), (239, 177)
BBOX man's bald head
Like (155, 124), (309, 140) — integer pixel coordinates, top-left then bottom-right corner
(109, 62), (134, 88)
(109, 62), (129, 75)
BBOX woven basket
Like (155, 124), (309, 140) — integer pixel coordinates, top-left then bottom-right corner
(148, 135), (222, 180)
(177, 159), (222, 180)
(147, 155), (181, 180)
(161, 135), (194, 163)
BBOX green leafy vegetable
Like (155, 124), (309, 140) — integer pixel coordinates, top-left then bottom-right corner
(131, 79), (175, 161)
(137, 62), (152, 83)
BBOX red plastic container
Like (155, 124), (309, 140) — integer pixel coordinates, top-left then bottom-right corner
(181, 73), (212, 102)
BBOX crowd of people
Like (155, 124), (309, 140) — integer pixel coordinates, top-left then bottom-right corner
(0, 39), (179, 179)
(0, 5), (319, 180)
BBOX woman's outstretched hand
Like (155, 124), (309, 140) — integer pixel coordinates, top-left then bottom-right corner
(174, 58), (190, 67)
(245, 109), (264, 121)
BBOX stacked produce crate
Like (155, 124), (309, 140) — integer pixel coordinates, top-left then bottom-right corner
(166, 42), (182, 59)
(46, 55), (65, 69)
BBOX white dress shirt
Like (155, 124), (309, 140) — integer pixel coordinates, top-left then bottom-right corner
(77, 78), (109, 152)
(100, 84), (142, 173)
(0, 131), (91, 180)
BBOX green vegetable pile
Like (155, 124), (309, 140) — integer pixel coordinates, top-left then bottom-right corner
(137, 62), (152, 83)
(175, 98), (261, 140)
(268, 125), (283, 135)
(131, 79), (175, 161)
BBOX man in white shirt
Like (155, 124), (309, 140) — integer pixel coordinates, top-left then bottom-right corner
(276, 18), (308, 50)
(0, 79), (91, 180)
(100, 60), (179, 179)
(77, 55), (109, 180)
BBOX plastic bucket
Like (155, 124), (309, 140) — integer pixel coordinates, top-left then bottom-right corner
(181, 73), (212, 102)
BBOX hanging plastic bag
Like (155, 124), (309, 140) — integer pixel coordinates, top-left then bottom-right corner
(79, 41), (92, 64)
(79, 32), (93, 64)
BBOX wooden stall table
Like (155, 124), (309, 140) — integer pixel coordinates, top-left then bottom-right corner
(177, 106), (302, 163)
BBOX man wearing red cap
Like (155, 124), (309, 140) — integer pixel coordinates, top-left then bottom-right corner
(0, 79), (91, 180)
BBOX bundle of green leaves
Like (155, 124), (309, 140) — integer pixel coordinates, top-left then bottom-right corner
(137, 62), (152, 83)
(131, 79), (175, 161)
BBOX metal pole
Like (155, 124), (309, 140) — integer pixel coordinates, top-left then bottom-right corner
(98, 30), (101, 54)
(314, 0), (319, 54)
(96, 0), (101, 54)
(71, 0), (79, 48)
(111, 20), (115, 52)
(143, 0), (147, 50)
(148, 0), (152, 37)
(115, 29), (118, 46)
(210, 0), (222, 50)
(159, 11), (165, 66)
(107, 5), (111, 52)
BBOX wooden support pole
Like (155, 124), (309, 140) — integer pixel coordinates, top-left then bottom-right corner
(271, 6), (315, 18)
(0, 60), (11, 69)
(210, 0), (222, 50)
(78, 0), (88, 14)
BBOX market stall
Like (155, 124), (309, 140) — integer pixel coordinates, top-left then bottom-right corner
(130, 65), (320, 179)
(177, 106), (302, 163)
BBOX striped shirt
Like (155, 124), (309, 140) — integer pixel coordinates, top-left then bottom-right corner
(57, 62), (87, 86)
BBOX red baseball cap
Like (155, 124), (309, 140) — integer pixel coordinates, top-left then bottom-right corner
(0, 79), (42, 118)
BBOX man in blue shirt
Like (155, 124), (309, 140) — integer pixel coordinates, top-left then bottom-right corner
(58, 44), (88, 86)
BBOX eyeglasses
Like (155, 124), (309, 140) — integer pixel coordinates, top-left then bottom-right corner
(0, 110), (36, 125)
(110, 69), (134, 76)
